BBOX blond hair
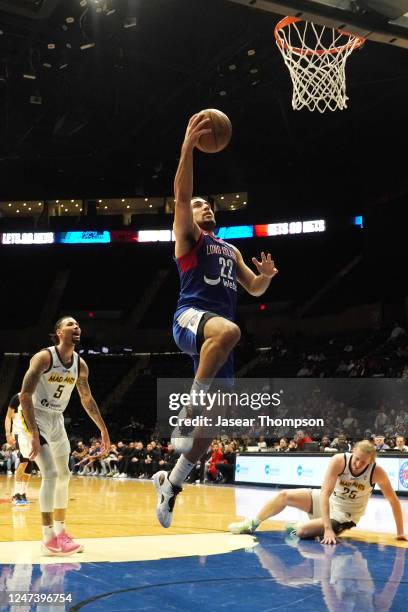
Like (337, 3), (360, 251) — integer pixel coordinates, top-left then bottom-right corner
(353, 439), (377, 459)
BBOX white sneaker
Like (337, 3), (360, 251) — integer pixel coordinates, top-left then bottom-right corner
(171, 405), (195, 455)
(228, 518), (259, 534)
(152, 470), (182, 528)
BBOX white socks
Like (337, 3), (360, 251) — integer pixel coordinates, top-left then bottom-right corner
(54, 520), (65, 535)
(42, 525), (55, 543)
(169, 455), (195, 487)
(13, 482), (23, 495)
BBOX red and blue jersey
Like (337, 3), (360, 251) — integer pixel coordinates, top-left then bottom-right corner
(175, 231), (238, 321)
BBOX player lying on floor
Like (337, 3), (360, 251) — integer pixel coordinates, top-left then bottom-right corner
(229, 440), (407, 544)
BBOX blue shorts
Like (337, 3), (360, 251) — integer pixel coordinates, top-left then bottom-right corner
(173, 307), (234, 382)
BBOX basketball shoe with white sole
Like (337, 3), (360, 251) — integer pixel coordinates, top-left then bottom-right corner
(153, 470), (182, 528)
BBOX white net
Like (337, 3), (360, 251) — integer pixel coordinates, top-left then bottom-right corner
(275, 17), (365, 113)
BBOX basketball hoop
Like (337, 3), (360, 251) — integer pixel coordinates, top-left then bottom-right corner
(274, 16), (365, 112)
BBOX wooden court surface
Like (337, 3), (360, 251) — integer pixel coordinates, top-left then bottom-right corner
(1, 474), (407, 549)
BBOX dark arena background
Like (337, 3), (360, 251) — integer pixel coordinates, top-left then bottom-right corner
(0, 1), (408, 610)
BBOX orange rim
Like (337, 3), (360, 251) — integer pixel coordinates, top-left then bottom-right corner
(274, 15), (365, 57)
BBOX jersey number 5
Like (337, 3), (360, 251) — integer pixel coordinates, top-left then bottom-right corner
(53, 385), (65, 399)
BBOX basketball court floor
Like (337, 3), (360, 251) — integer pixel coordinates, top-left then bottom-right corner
(0, 475), (407, 610)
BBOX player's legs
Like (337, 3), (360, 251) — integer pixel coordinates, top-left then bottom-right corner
(34, 447), (82, 555)
(12, 436), (32, 504)
(194, 315), (240, 380)
(12, 460), (31, 504)
(49, 416), (83, 553)
(229, 488), (313, 534)
(295, 519), (326, 539)
(155, 313), (240, 527)
(173, 314), (239, 460)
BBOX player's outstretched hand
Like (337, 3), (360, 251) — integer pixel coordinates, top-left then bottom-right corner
(252, 252), (278, 278)
(321, 528), (338, 545)
(183, 113), (211, 150)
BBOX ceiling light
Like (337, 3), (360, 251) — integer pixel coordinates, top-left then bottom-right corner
(149, 204), (152, 208)
(47, 43), (56, 50)
(23, 74), (36, 80)
(144, 198), (148, 202)
(220, 196), (224, 200)
(235, 195), (240, 198)
(99, 199), (102, 202)
(43, 63), (52, 69)
(104, 206), (107, 209)
(121, 198), (125, 202)
(75, 203), (79, 207)
(126, 205), (130, 209)
(250, 68), (258, 74)
(66, 17), (74, 24)
(71, 200), (74, 203)
(56, 200), (59, 203)
(16, 210), (20, 213)
(8, 203), (11, 207)
(38, 202), (42, 206)
(247, 49), (256, 56)
(28, 207), (31, 211)
(23, 203), (26, 206)
(219, 91), (227, 96)
(228, 64), (236, 70)
(230, 205), (235, 209)
(80, 43), (96, 51)
(59, 64), (68, 70)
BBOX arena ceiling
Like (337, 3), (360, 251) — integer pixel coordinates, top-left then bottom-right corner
(0, 0), (408, 216)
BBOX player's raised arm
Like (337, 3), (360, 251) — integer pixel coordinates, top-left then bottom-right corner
(76, 358), (110, 454)
(20, 350), (51, 459)
(320, 453), (345, 545)
(173, 113), (211, 243)
(373, 465), (407, 540)
(234, 247), (278, 297)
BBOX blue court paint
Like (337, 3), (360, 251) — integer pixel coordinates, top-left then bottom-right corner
(0, 533), (407, 611)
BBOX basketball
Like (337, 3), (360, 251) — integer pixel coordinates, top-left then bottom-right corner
(197, 108), (232, 153)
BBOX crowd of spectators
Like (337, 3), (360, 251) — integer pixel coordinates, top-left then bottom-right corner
(67, 437), (240, 485)
(62, 428), (408, 487)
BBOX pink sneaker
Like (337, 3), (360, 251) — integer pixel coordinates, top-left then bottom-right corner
(57, 531), (84, 554)
(41, 535), (63, 556)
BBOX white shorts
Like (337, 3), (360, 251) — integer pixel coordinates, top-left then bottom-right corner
(18, 409), (70, 459)
(308, 489), (358, 528)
